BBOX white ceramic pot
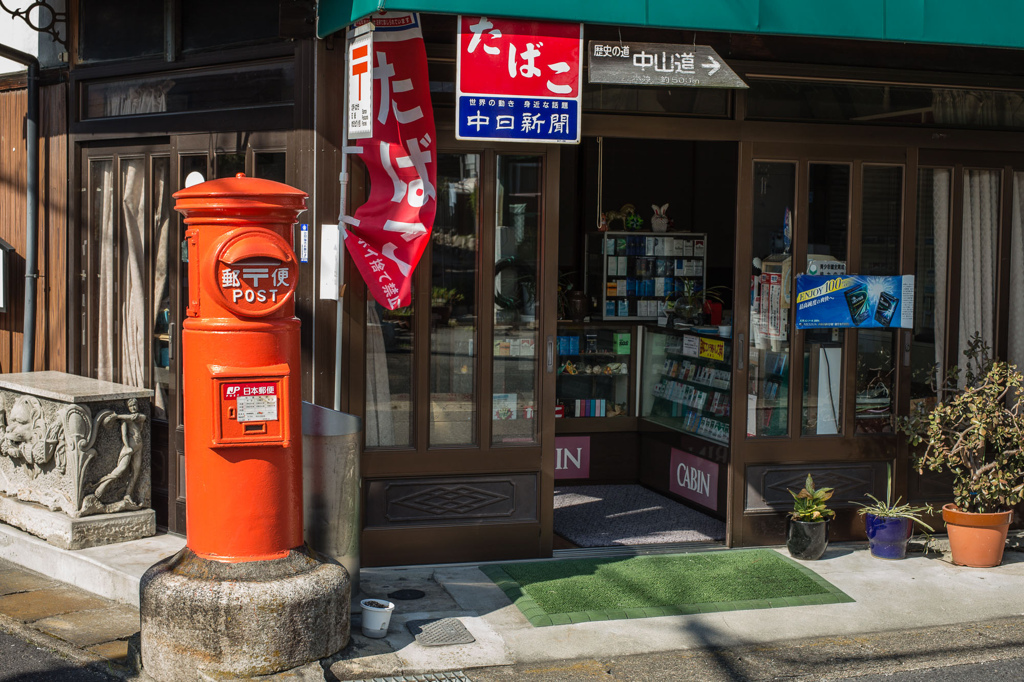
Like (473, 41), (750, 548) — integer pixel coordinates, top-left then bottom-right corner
(360, 598), (395, 638)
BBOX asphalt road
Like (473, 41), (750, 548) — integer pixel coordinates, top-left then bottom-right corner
(836, 657), (1024, 682)
(0, 629), (116, 682)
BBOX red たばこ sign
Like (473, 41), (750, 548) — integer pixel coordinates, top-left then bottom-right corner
(345, 13), (436, 310)
(456, 16), (582, 143)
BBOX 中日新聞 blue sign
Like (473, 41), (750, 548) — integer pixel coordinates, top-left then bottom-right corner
(457, 96), (578, 142)
(795, 274), (914, 329)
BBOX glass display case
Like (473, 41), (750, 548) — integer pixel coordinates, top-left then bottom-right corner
(555, 323), (634, 419)
(586, 231), (708, 321)
(641, 325), (732, 445)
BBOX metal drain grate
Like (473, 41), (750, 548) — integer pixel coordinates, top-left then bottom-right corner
(406, 618), (476, 647)
(342, 671), (472, 682)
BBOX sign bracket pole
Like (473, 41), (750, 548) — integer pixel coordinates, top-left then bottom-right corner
(334, 34), (352, 412)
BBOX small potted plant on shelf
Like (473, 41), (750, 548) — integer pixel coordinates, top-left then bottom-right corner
(855, 491), (933, 560)
(431, 286), (464, 325)
(786, 475), (834, 561)
(895, 333), (1024, 567)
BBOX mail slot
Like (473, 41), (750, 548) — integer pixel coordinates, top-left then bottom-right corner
(211, 373), (290, 446)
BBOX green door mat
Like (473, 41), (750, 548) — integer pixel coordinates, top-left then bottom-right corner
(481, 549), (853, 627)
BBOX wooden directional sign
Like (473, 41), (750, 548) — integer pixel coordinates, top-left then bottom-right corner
(588, 41), (747, 89)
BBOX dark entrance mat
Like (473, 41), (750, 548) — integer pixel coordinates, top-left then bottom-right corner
(554, 484), (726, 547)
(481, 549), (853, 627)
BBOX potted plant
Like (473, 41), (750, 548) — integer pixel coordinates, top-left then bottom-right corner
(855, 492), (933, 560)
(786, 475), (834, 560)
(671, 282), (728, 327)
(431, 286), (464, 325)
(896, 334), (1024, 567)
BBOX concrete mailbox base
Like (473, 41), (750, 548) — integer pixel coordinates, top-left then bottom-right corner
(140, 546), (350, 681)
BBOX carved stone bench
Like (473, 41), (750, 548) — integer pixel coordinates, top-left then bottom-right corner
(0, 371), (155, 549)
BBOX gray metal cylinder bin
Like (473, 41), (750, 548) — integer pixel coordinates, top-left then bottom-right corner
(302, 401), (362, 593)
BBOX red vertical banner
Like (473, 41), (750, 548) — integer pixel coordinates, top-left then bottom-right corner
(346, 13), (436, 310)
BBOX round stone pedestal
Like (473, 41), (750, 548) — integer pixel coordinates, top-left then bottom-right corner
(140, 546), (350, 681)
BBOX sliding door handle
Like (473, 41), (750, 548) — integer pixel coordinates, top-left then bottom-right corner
(737, 333), (745, 371)
(546, 335), (554, 373)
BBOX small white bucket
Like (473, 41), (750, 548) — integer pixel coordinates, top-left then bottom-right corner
(359, 599), (395, 638)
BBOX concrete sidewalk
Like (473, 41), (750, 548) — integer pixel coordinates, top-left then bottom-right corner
(1, 520), (1024, 681)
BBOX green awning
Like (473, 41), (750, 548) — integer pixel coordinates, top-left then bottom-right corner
(317, 0), (1024, 51)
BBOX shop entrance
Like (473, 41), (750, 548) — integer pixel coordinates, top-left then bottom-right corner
(356, 138), (561, 566)
(551, 137), (738, 553)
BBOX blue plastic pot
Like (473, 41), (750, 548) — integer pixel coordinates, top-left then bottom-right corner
(865, 513), (914, 560)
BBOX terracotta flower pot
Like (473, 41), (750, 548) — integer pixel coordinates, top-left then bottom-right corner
(942, 503), (1013, 568)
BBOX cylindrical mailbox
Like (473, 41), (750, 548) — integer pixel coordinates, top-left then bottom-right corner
(174, 174), (307, 562)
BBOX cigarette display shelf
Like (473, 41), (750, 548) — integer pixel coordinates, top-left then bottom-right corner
(586, 231), (708, 321)
(555, 322), (635, 422)
(641, 325), (732, 446)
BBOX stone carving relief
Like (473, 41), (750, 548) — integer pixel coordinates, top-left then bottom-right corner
(0, 396), (57, 479)
(0, 395), (149, 518)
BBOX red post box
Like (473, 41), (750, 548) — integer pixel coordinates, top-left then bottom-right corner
(141, 175), (347, 681)
(174, 173), (307, 562)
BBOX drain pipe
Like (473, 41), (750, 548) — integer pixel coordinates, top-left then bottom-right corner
(0, 43), (39, 372)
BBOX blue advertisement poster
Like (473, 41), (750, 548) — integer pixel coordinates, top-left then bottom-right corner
(795, 275), (914, 329)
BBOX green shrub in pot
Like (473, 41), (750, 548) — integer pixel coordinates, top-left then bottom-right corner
(895, 333), (1024, 566)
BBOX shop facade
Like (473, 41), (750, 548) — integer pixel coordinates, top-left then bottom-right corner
(337, 13), (1024, 565)
(5, 3), (1024, 566)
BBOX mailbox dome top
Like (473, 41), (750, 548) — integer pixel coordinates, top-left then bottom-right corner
(173, 173), (308, 201)
(173, 173), (308, 224)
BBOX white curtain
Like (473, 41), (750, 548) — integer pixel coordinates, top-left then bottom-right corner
(958, 170), (1000, 380)
(96, 162), (116, 382)
(932, 170), (950, 376)
(1009, 173), (1024, 371)
(364, 304), (395, 447)
(118, 160), (148, 389)
(933, 90), (1024, 129)
(103, 81), (173, 117)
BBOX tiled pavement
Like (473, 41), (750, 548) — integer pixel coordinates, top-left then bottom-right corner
(0, 557), (139, 677)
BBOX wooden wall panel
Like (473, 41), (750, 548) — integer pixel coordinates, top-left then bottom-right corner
(0, 83), (67, 374)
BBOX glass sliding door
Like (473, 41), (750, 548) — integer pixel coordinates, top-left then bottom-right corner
(747, 161), (795, 438)
(855, 165), (904, 433)
(492, 154), (543, 445)
(430, 153), (481, 447)
(801, 163), (850, 436)
(911, 168), (952, 412)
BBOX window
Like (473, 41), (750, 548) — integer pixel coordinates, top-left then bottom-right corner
(78, 0), (284, 64)
(747, 79), (1024, 131)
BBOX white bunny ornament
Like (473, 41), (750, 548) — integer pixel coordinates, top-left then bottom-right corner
(651, 203), (670, 233)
